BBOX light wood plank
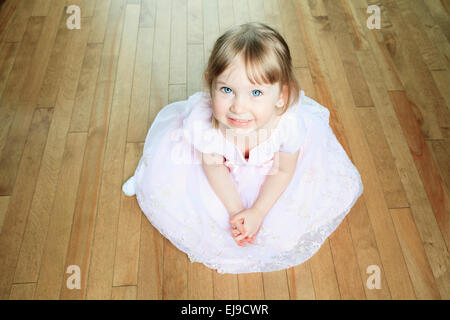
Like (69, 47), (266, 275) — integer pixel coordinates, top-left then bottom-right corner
(140, 0), (156, 28)
(348, 2), (404, 91)
(188, 0), (203, 44)
(263, 270), (290, 300)
(113, 143), (143, 286)
(4, 0), (34, 42)
(427, 138), (450, 206)
(148, 0), (171, 122)
(0, 41), (19, 160)
(0, 108), (53, 299)
(296, 0), (416, 299)
(137, 217), (164, 299)
(396, 0), (447, 71)
(169, 0), (187, 85)
(218, 0), (234, 33)
(373, 0), (449, 138)
(31, 0), (51, 17)
(0, 196), (10, 235)
(126, 27), (154, 143)
(0, 17), (45, 196)
(85, 4), (140, 300)
(287, 263), (316, 300)
(391, 207), (441, 299)
(356, 45), (450, 300)
(293, 0), (356, 300)
(88, 0), (111, 43)
(20, 0), (66, 105)
(346, 197), (392, 299)
(431, 70), (450, 113)
(0, 0), (20, 44)
(247, 0), (265, 23)
(34, 132), (88, 299)
(0, 1), (66, 195)
(337, 0), (370, 51)
(14, 16), (92, 284)
(264, 0), (283, 36)
(59, 0), (128, 300)
(232, 0), (251, 26)
(388, 90), (450, 251)
(111, 286), (137, 299)
(68, 43), (104, 132)
(324, 0), (373, 108)
(409, 0), (450, 70)
(70, 0), (96, 18)
(423, 0), (450, 43)
(187, 44), (204, 96)
(36, 15), (71, 109)
(203, 0), (220, 66)
(9, 283), (36, 300)
(309, 241), (341, 299)
(278, 0), (308, 68)
(329, 220), (367, 299)
(0, 42), (19, 102)
(356, 107), (410, 209)
(213, 273), (239, 300)
(237, 273), (265, 300)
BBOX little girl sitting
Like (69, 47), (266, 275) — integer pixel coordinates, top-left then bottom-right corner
(122, 22), (363, 274)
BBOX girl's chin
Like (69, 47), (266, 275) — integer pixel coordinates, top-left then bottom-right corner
(223, 124), (256, 134)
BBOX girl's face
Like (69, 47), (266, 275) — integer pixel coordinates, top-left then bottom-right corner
(211, 54), (287, 137)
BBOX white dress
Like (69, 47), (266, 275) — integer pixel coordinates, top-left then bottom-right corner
(122, 90), (364, 274)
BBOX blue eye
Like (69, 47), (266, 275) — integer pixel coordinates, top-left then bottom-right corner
(251, 89), (262, 97)
(221, 87), (232, 94)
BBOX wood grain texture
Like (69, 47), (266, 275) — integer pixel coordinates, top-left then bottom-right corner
(0, 0), (448, 300)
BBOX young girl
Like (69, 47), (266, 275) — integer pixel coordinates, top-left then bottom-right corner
(122, 22), (363, 274)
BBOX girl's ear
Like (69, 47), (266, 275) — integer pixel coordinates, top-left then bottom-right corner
(275, 84), (289, 109)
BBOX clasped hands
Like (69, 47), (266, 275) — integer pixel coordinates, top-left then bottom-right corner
(229, 207), (264, 247)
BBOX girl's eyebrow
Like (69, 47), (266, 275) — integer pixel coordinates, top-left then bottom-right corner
(216, 80), (269, 88)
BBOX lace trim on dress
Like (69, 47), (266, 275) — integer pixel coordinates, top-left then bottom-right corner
(137, 171), (364, 274)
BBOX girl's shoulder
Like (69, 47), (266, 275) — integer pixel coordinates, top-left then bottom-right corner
(278, 90), (331, 153)
(181, 91), (229, 156)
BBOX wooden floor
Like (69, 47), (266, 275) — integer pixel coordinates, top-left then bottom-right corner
(0, 0), (449, 300)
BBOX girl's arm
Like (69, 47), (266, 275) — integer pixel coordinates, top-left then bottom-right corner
(201, 152), (244, 216)
(252, 150), (300, 219)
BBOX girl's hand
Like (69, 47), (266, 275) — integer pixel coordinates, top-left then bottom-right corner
(229, 211), (253, 246)
(230, 207), (264, 246)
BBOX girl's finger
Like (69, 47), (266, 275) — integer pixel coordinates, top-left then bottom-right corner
(230, 217), (243, 225)
(237, 224), (245, 234)
(235, 233), (248, 242)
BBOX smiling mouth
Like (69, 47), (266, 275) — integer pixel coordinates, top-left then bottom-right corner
(228, 117), (253, 127)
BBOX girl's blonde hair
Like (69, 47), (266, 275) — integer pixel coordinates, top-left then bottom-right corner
(203, 22), (300, 129)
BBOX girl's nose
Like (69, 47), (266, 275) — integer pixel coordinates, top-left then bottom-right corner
(230, 96), (247, 115)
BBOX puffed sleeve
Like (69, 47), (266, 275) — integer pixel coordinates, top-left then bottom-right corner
(182, 92), (226, 156)
(279, 92), (331, 154)
(278, 109), (308, 154)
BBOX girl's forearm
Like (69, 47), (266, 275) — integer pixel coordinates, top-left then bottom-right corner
(202, 163), (244, 216)
(252, 169), (295, 219)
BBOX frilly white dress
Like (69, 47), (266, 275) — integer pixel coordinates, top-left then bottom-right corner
(122, 90), (364, 274)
